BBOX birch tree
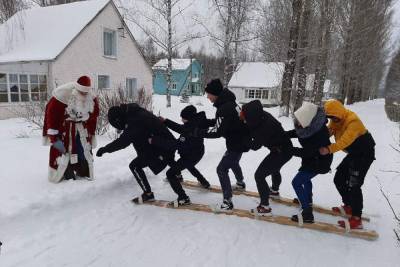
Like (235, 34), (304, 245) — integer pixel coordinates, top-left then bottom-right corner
(0, 0), (26, 23)
(280, 0), (303, 116)
(122, 0), (201, 107)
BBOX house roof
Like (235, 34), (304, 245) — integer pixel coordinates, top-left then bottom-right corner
(153, 58), (197, 70)
(228, 62), (285, 88)
(0, 0), (110, 63)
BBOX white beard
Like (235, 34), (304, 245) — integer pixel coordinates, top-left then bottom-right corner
(66, 89), (94, 122)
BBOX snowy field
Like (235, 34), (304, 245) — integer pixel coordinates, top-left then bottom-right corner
(0, 95), (399, 267)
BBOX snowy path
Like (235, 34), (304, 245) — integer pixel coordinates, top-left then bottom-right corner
(0, 97), (399, 266)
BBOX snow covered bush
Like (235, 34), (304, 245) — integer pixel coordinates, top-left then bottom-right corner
(96, 87), (152, 136)
(9, 99), (47, 130)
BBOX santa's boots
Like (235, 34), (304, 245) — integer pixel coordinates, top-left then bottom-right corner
(131, 192), (155, 204)
(332, 205), (352, 216)
(291, 207), (314, 224)
(338, 216), (363, 229)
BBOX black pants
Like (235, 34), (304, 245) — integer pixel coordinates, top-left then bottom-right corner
(216, 150), (244, 200)
(129, 157), (153, 193)
(334, 153), (374, 217)
(166, 149), (208, 199)
(255, 151), (292, 206)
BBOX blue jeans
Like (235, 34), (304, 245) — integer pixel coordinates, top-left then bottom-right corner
(292, 171), (317, 209)
(216, 150), (244, 200)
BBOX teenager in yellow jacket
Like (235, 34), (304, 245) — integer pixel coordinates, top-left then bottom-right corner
(319, 99), (375, 229)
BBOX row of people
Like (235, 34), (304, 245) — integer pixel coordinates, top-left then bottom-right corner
(43, 77), (375, 230)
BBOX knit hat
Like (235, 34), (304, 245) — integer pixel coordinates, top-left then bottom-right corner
(76, 75), (91, 93)
(108, 106), (126, 130)
(204, 79), (223, 96)
(180, 105), (197, 120)
(294, 101), (318, 128)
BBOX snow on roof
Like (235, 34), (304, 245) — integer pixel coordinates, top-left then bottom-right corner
(152, 58), (196, 70)
(0, 0), (110, 63)
(228, 62), (285, 88)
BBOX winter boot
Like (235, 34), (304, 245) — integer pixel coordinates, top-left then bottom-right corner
(197, 178), (211, 189)
(291, 207), (314, 224)
(220, 199), (234, 210)
(131, 192), (155, 204)
(269, 189), (280, 199)
(168, 196), (191, 207)
(251, 205), (272, 216)
(332, 205), (352, 216)
(338, 216), (363, 230)
(232, 181), (246, 191)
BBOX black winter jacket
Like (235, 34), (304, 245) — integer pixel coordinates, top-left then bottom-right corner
(286, 126), (333, 174)
(242, 100), (292, 152)
(203, 89), (250, 152)
(102, 103), (175, 174)
(152, 112), (208, 161)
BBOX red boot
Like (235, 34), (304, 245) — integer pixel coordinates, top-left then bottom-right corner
(332, 205), (352, 216)
(338, 216), (363, 230)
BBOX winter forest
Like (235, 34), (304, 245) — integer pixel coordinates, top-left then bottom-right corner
(0, 0), (400, 266)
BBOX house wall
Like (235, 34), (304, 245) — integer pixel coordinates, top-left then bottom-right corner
(153, 60), (203, 96)
(52, 2), (152, 95)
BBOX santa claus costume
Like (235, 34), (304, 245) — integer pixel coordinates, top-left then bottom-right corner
(43, 76), (99, 183)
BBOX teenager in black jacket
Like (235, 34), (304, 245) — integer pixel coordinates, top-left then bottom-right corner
(286, 102), (333, 223)
(96, 104), (176, 203)
(201, 79), (250, 210)
(241, 100), (293, 215)
(151, 105), (211, 205)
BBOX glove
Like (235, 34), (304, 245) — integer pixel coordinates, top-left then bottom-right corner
(96, 147), (107, 157)
(52, 140), (66, 154)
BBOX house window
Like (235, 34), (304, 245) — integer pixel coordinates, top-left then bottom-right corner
(262, 90), (269, 99)
(103, 29), (117, 57)
(98, 75), (110, 89)
(271, 89), (277, 99)
(171, 83), (177, 91)
(30, 75), (46, 101)
(10, 74), (19, 102)
(126, 78), (137, 98)
(255, 90), (262, 99)
(0, 73), (8, 102)
(245, 89), (255, 99)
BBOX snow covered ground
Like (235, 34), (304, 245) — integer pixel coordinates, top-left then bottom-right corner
(0, 95), (399, 267)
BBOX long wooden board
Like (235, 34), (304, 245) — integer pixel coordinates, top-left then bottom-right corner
(181, 180), (371, 222)
(136, 199), (378, 241)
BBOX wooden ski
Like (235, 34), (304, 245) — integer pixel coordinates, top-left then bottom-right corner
(135, 199), (378, 241)
(181, 180), (371, 222)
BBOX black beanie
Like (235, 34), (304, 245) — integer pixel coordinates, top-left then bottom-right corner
(108, 106), (126, 130)
(180, 105), (197, 120)
(204, 79), (223, 96)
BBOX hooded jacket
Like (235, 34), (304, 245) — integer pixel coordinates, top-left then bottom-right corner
(102, 103), (175, 174)
(152, 111), (208, 160)
(203, 88), (250, 152)
(324, 100), (375, 155)
(287, 107), (333, 174)
(242, 100), (292, 152)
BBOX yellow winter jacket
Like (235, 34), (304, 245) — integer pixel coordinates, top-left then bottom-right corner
(324, 100), (367, 154)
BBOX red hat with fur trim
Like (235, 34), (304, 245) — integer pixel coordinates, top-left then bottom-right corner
(76, 76), (91, 93)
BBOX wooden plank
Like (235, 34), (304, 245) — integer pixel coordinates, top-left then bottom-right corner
(137, 200), (378, 241)
(181, 180), (371, 222)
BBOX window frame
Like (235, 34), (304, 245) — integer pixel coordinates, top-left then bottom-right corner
(126, 77), (137, 98)
(98, 75), (111, 90)
(103, 27), (117, 58)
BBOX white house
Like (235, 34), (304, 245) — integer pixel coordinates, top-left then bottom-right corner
(0, 0), (152, 119)
(228, 62), (284, 106)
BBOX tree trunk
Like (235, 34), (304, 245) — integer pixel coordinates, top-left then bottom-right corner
(294, 0), (311, 111)
(280, 0), (303, 116)
(222, 0), (233, 86)
(166, 0), (172, 107)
